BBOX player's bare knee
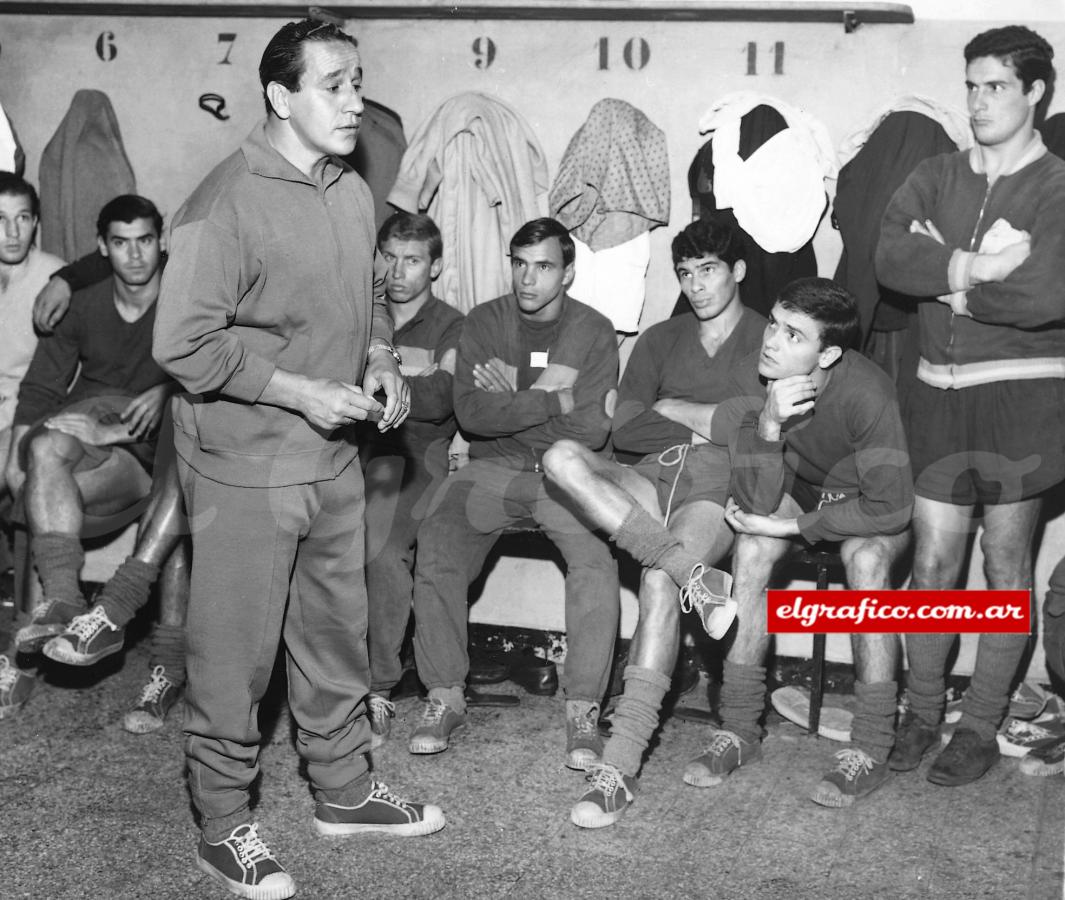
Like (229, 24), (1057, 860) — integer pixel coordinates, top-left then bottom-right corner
(27, 428), (78, 470)
(542, 440), (585, 484)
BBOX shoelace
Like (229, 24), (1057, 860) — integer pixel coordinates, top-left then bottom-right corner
(369, 695), (396, 720)
(0, 656), (17, 691)
(137, 666), (173, 704)
(369, 781), (409, 807)
(705, 729), (743, 757)
(679, 564), (728, 614)
(233, 824), (277, 866)
(420, 697), (448, 725)
(586, 763), (624, 793)
(833, 748), (874, 780)
(67, 607), (113, 639)
(678, 564), (707, 613)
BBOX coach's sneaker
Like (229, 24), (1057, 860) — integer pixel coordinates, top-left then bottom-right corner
(680, 564), (737, 640)
(0, 656), (35, 720)
(196, 823), (294, 900)
(124, 665), (183, 734)
(683, 728), (763, 787)
(43, 605), (124, 665)
(314, 781), (445, 836)
(15, 596), (87, 653)
(409, 697), (466, 754)
(565, 700), (603, 771)
(1020, 735), (1065, 777)
(888, 710), (940, 772)
(368, 693), (396, 749)
(810, 748), (891, 807)
(570, 763), (637, 829)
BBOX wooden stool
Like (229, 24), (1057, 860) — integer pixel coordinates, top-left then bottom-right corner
(793, 546), (844, 736)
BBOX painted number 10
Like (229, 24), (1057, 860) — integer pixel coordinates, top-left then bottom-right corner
(597, 37), (650, 71)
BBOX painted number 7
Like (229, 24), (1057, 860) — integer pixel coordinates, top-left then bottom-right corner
(218, 33), (236, 65)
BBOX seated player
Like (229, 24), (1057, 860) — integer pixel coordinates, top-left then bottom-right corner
(43, 437), (189, 733)
(541, 216), (766, 828)
(408, 217), (621, 768)
(0, 173), (64, 504)
(3, 195), (174, 715)
(21, 225), (188, 733)
(692, 277), (912, 809)
(360, 211), (463, 745)
(0, 173), (64, 716)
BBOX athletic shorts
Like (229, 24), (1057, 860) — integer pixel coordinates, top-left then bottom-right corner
(904, 377), (1065, 505)
(628, 442), (732, 517)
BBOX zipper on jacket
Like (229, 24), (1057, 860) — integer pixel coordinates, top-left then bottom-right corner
(947, 178), (994, 373)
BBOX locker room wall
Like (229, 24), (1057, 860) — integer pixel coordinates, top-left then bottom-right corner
(2, 1), (1063, 676)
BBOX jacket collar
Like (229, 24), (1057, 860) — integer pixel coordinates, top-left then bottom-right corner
(241, 120), (346, 188)
(969, 131), (1047, 178)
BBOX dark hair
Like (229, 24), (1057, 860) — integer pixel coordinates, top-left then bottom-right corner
(259, 19), (359, 116)
(776, 277), (861, 352)
(96, 195), (163, 240)
(965, 26), (1055, 118)
(671, 216), (746, 268)
(509, 217), (575, 267)
(377, 211), (443, 261)
(0, 171), (39, 219)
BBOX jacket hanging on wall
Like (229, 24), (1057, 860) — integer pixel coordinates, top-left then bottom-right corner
(388, 92), (548, 314)
(678, 102), (818, 319)
(698, 91), (837, 254)
(834, 104), (965, 341)
(1040, 111), (1065, 161)
(0, 98), (24, 176)
(39, 89), (136, 261)
(341, 98), (407, 233)
(549, 98), (669, 333)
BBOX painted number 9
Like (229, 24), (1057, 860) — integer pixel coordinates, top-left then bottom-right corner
(472, 36), (496, 70)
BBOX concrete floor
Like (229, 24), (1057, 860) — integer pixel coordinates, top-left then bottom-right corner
(1, 636), (1062, 900)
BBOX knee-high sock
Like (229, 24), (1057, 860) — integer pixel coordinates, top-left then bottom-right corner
(97, 557), (160, 626)
(959, 633), (1029, 740)
(609, 506), (700, 588)
(603, 665), (672, 777)
(718, 660), (766, 744)
(32, 531), (85, 607)
(149, 623), (186, 683)
(850, 680), (898, 764)
(903, 633), (955, 726)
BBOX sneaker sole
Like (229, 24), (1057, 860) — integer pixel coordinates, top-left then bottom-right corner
(570, 800), (627, 829)
(809, 783), (857, 808)
(15, 624), (66, 653)
(565, 748), (601, 771)
(682, 769), (728, 788)
(409, 722), (465, 754)
(703, 599), (738, 641)
(0, 702), (28, 720)
(195, 855), (296, 900)
(313, 806), (446, 837)
(123, 711), (166, 734)
(43, 638), (123, 666)
(1019, 757), (1065, 777)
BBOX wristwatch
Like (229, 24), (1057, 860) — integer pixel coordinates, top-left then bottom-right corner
(368, 341), (402, 365)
